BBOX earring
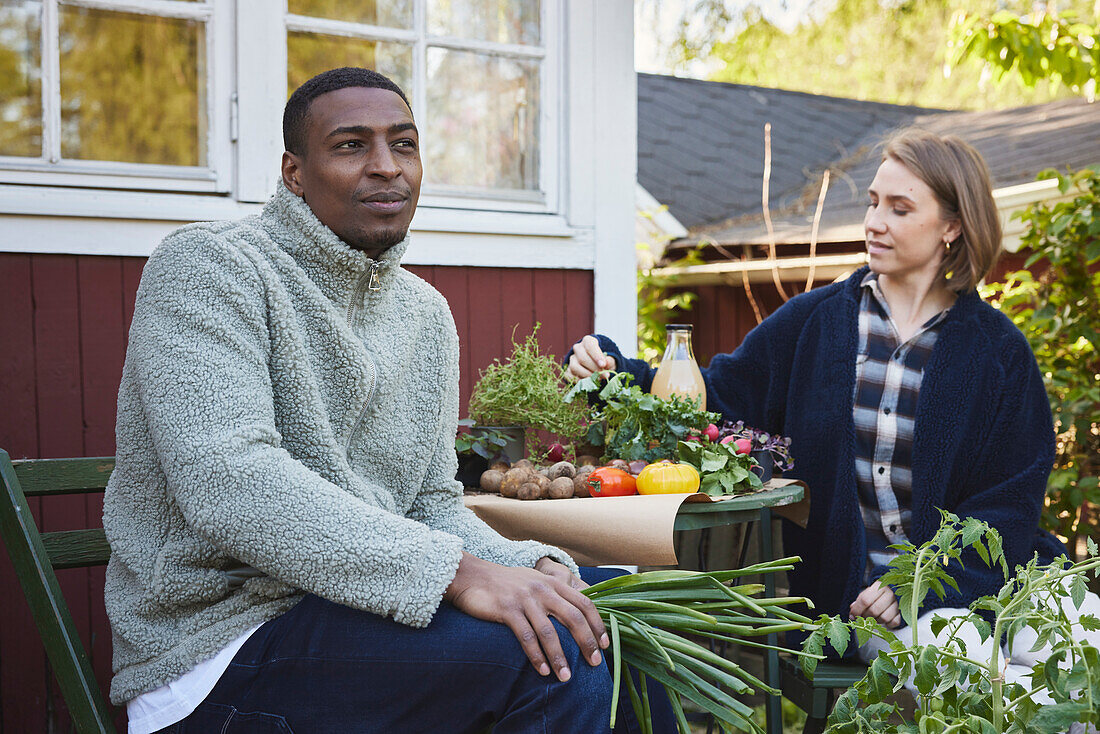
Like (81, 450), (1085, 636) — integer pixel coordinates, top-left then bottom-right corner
(945, 238), (952, 252)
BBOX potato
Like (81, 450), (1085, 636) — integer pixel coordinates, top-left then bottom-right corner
(490, 460), (511, 473)
(479, 469), (504, 493)
(546, 461), (577, 480)
(577, 454), (599, 467)
(608, 459), (630, 472)
(500, 468), (531, 498)
(513, 459), (536, 472)
(548, 476), (575, 499)
(531, 474), (551, 492)
(517, 481), (546, 500)
(573, 465), (594, 497)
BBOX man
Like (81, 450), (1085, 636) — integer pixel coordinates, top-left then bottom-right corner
(104, 68), (668, 733)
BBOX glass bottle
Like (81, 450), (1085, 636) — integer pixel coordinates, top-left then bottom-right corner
(651, 324), (706, 411)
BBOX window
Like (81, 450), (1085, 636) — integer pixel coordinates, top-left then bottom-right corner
(0, 0), (559, 211)
(286, 0), (555, 210)
(0, 0), (229, 192)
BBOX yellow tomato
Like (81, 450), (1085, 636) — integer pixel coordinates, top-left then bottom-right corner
(636, 462), (700, 495)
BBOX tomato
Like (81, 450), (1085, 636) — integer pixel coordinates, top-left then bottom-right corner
(587, 467), (638, 497)
(636, 462), (700, 495)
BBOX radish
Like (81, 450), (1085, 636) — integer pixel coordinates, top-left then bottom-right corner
(704, 424), (720, 442)
(546, 442), (565, 463)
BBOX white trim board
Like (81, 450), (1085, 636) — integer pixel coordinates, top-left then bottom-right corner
(0, 214), (595, 269)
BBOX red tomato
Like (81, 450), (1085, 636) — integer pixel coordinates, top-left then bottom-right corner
(587, 467), (638, 497)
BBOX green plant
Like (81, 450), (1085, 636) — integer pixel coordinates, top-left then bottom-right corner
(677, 439), (763, 497)
(584, 557), (820, 734)
(981, 168), (1100, 575)
(565, 372), (718, 463)
(467, 325), (590, 458)
(947, 9), (1098, 97)
(801, 512), (1100, 733)
(638, 239), (705, 365)
(454, 419), (511, 461)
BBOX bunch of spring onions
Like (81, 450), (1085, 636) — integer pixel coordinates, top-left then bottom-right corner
(582, 557), (818, 733)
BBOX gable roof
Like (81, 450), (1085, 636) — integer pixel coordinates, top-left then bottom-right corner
(636, 72), (937, 230)
(637, 74), (1100, 249)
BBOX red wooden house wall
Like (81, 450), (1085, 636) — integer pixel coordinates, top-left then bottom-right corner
(0, 252), (594, 732)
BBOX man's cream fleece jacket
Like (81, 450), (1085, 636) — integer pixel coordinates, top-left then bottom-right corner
(103, 183), (576, 704)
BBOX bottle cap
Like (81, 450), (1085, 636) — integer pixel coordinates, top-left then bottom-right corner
(666, 324), (693, 331)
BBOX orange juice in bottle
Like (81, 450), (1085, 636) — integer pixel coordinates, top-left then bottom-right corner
(651, 324), (706, 411)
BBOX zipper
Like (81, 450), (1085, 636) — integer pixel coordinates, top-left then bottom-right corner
(344, 265), (381, 452)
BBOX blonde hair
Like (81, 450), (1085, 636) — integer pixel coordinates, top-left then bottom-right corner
(881, 129), (1001, 292)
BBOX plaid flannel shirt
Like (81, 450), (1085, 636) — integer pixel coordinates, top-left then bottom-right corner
(854, 272), (951, 582)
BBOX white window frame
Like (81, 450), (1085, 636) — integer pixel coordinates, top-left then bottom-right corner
(0, 0), (233, 193)
(280, 0), (562, 214)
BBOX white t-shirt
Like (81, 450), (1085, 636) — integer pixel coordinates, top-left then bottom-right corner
(126, 625), (260, 734)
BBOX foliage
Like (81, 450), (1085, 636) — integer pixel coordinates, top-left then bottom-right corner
(638, 240), (706, 365)
(565, 372), (718, 463)
(801, 512), (1100, 733)
(677, 439), (763, 497)
(947, 8), (1098, 99)
(467, 325), (590, 457)
(583, 557), (819, 734)
(453, 419), (511, 461)
(981, 168), (1100, 571)
(658, 0), (1094, 109)
(716, 420), (795, 473)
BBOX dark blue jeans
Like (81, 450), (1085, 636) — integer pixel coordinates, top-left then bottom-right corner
(164, 567), (675, 733)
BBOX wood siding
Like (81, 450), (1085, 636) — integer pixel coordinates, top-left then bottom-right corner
(0, 252), (594, 732)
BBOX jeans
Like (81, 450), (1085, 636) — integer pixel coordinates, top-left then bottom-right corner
(162, 567), (675, 733)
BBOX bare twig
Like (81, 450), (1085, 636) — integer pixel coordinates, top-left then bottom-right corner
(805, 169), (831, 293)
(761, 123), (790, 302)
(740, 245), (764, 324)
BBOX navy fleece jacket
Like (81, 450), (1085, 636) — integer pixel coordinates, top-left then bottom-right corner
(593, 267), (1065, 634)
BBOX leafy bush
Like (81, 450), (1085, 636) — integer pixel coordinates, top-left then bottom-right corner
(982, 168), (1100, 576)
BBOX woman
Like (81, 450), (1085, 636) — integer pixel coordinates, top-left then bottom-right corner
(568, 129), (1097, 691)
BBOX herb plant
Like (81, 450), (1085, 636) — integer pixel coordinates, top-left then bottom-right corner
(454, 419), (511, 461)
(467, 325), (590, 457)
(717, 420), (794, 473)
(565, 372), (719, 463)
(800, 511), (1100, 733)
(677, 439), (763, 497)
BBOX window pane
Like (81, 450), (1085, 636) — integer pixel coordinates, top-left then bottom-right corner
(0, 1), (42, 158)
(425, 48), (538, 190)
(428, 0), (539, 45)
(288, 0), (412, 30)
(288, 32), (412, 102)
(59, 7), (205, 166)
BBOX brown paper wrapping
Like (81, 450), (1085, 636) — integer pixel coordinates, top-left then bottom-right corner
(463, 478), (808, 567)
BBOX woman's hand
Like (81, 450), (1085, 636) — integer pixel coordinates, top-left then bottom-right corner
(444, 552), (609, 682)
(567, 335), (616, 380)
(849, 580), (902, 629)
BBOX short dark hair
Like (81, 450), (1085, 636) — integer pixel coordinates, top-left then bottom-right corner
(283, 67), (411, 155)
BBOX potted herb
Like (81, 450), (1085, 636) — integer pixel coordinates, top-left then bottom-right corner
(467, 325), (590, 460)
(717, 420), (793, 482)
(454, 419), (522, 487)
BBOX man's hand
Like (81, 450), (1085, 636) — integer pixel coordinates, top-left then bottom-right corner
(566, 335), (616, 380)
(849, 580), (902, 628)
(534, 556), (587, 591)
(444, 552), (609, 682)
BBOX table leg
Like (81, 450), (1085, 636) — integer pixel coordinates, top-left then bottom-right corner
(758, 508), (783, 734)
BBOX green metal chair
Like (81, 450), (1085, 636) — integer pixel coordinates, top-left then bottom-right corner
(0, 448), (117, 734)
(779, 655), (869, 734)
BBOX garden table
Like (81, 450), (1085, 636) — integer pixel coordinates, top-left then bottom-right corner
(464, 482), (807, 734)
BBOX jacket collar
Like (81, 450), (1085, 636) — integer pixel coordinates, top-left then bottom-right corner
(842, 265), (982, 326)
(261, 180), (409, 306)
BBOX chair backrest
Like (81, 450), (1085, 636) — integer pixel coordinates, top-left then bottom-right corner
(0, 448), (117, 734)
